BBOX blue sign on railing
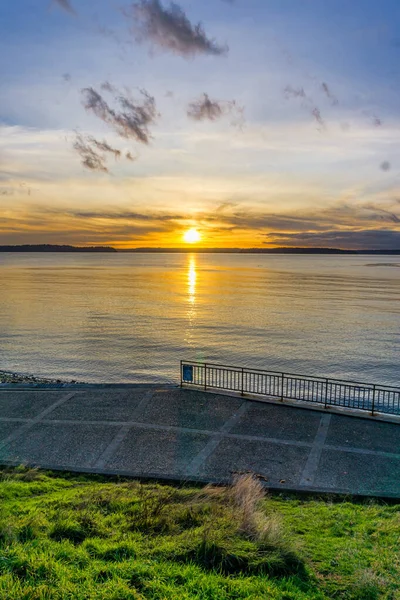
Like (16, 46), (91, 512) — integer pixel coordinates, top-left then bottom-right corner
(182, 364), (193, 383)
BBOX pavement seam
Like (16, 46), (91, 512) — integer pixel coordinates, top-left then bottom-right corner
(324, 444), (400, 460)
(36, 418), (314, 447)
(91, 389), (157, 469)
(0, 418), (32, 423)
(0, 392), (77, 450)
(93, 426), (132, 470)
(299, 413), (332, 487)
(184, 401), (251, 477)
(127, 389), (158, 421)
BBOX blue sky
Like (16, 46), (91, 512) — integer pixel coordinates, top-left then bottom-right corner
(1, 0), (400, 248)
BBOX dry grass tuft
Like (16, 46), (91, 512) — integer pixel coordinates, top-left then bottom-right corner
(230, 473), (265, 538)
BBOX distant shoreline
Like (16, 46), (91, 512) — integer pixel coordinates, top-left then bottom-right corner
(1, 244), (400, 255)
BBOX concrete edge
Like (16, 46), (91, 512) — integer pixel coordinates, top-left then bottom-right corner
(0, 383), (177, 391)
(182, 384), (400, 424)
(1, 460), (399, 502)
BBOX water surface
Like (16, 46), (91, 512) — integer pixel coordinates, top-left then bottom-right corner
(0, 253), (398, 385)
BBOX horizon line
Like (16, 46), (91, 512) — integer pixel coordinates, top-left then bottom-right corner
(1, 244), (400, 254)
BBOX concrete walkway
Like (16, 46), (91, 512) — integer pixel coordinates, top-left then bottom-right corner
(0, 385), (399, 498)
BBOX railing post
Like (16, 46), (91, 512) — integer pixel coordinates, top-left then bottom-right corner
(241, 367), (244, 396)
(371, 385), (376, 416)
(204, 363), (207, 391)
(180, 360), (183, 388)
(280, 372), (284, 401)
(324, 378), (329, 408)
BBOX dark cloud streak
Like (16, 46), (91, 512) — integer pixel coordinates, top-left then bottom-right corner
(82, 86), (158, 143)
(187, 93), (245, 127)
(124, 0), (228, 58)
(73, 134), (108, 173)
(89, 138), (121, 159)
(53, 0), (76, 16)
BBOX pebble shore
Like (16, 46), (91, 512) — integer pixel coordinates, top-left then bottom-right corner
(0, 370), (80, 384)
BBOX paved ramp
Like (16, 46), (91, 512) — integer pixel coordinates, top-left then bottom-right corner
(0, 386), (399, 497)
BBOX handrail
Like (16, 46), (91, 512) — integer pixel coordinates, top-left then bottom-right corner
(181, 360), (399, 390)
(180, 360), (400, 417)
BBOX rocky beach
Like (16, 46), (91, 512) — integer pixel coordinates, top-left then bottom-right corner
(0, 370), (81, 384)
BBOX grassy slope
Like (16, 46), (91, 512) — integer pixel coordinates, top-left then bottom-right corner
(0, 468), (399, 600)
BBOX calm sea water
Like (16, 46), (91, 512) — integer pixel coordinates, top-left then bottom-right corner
(0, 253), (399, 386)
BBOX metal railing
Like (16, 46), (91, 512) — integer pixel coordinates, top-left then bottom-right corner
(180, 361), (400, 417)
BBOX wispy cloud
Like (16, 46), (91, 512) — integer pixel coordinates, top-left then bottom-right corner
(72, 132), (135, 172)
(284, 85), (325, 130)
(321, 82), (338, 106)
(123, 0), (228, 58)
(82, 86), (158, 143)
(187, 94), (223, 121)
(100, 81), (116, 93)
(364, 203), (400, 223)
(89, 138), (122, 160)
(53, 0), (76, 16)
(64, 208), (184, 222)
(187, 93), (245, 128)
(311, 107), (325, 129)
(73, 134), (108, 173)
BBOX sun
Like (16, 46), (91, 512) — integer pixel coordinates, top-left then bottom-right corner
(183, 228), (201, 244)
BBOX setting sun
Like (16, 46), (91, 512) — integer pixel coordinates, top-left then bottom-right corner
(183, 228), (201, 244)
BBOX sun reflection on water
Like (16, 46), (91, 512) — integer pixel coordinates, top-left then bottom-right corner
(187, 255), (197, 304)
(185, 255), (197, 347)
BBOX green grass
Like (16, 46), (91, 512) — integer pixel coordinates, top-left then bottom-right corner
(0, 467), (399, 599)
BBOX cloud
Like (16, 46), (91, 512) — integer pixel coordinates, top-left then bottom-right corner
(73, 134), (108, 173)
(284, 86), (325, 130)
(263, 229), (400, 250)
(82, 86), (158, 144)
(64, 209), (184, 222)
(362, 110), (383, 128)
(89, 138), (122, 159)
(100, 81), (116, 93)
(72, 131), (136, 172)
(123, 0), (228, 58)
(364, 204), (400, 223)
(311, 107), (325, 129)
(321, 82), (338, 106)
(187, 93), (223, 121)
(187, 93), (245, 127)
(53, 0), (76, 16)
(284, 86), (307, 100)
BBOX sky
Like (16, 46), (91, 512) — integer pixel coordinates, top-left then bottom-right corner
(1, 0), (400, 249)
